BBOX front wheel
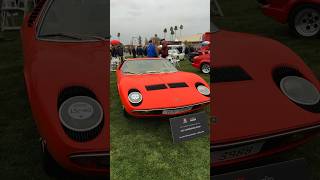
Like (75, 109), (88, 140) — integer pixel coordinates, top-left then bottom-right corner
(201, 63), (210, 74)
(289, 5), (320, 37)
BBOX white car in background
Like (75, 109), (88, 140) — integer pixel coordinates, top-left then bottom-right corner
(168, 49), (185, 60)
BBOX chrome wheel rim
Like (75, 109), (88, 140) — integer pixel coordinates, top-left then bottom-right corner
(295, 8), (320, 37)
(202, 64), (210, 74)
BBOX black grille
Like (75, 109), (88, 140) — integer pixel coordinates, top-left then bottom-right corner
(168, 82), (189, 88)
(28, 0), (47, 27)
(62, 120), (104, 142)
(145, 84), (167, 91)
(212, 66), (252, 83)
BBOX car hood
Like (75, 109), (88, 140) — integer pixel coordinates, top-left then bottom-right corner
(211, 30), (320, 145)
(117, 71), (210, 109)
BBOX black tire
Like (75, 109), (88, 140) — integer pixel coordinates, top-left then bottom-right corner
(122, 106), (130, 118)
(289, 4), (320, 37)
(201, 63), (210, 74)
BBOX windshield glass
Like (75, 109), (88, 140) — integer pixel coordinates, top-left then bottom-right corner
(38, 0), (108, 40)
(121, 59), (178, 74)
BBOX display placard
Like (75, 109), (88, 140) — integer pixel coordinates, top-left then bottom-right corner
(169, 111), (209, 143)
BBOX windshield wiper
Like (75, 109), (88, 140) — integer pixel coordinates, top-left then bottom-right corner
(123, 71), (140, 75)
(39, 33), (107, 41)
(38, 33), (83, 40)
(82, 35), (106, 41)
(146, 71), (161, 74)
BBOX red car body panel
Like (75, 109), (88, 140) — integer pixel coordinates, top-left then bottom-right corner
(21, 4), (109, 175)
(260, 0), (320, 23)
(116, 58), (210, 118)
(192, 52), (210, 70)
(210, 30), (320, 167)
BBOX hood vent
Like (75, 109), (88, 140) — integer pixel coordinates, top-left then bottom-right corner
(212, 66), (252, 83)
(168, 82), (189, 88)
(146, 84), (167, 91)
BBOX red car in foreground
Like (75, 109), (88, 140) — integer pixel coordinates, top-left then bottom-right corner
(192, 51), (210, 74)
(116, 58), (210, 118)
(21, 0), (109, 175)
(210, 24), (320, 170)
(258, 0), (320, 37)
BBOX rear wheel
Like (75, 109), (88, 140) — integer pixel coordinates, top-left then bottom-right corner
(289, 4), (320, 37)
(201, 63), (210, 74)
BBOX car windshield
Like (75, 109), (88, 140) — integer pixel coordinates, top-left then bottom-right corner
(121, 59), (178, 74)
(38, 0), (108, 41)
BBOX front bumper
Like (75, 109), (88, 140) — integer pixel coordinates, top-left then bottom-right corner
(128, 101), (210, 117)
(69, 152), (109, 172)
(192, 62), (201, 69)
(211, 124), (320, 168)
(257, 0), (288, 23)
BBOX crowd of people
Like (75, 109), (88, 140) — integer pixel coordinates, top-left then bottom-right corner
(110, 38), (203, 63)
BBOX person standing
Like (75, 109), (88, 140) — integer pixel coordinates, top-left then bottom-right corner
(160, 39), (168, 58)
(117, 45), (124, 63)
(147, 40), (158, 57)
(132, 46), (137, 58)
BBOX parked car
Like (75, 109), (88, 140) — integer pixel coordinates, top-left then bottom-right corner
(21, 0), (109, 175)
(210, 24), (320, 170)
(168, 49), (185, 60)
(186, 51), (201, 62)
(116, 58), (210, 118)
(258, 0), (320, 37)
(192, 51), (210, 74)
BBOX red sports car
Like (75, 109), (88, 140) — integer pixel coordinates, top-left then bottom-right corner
(210, 24), (320, 170)
(258, 0), (320, 37)
(192, 51), (210, 74)
(21, 0), (109, 176)
(116, 58), (210, 118)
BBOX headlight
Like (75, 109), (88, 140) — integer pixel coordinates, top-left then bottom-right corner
(197, 85), (210, 96)
(128, 91), (143, 104)
(59, 96), (103, 142)
(280, 76), (320, 105)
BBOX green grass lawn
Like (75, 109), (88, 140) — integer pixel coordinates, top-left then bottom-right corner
(214, 0), (320, 178)
(110, 59), (210, 180)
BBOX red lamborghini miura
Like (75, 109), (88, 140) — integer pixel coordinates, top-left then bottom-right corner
(210, 24), (320, 169)
(21, 0), (109, 175)
(116, 58), (210, 118)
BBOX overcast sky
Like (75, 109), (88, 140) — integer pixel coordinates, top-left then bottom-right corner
(110, 0), (210, 44)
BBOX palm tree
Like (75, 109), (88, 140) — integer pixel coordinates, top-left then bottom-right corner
(138, 35), (142, 45)
(163, 28), (167, 40)
(174, 26), (178, 39)
(179, 25), (183, 38)
(170, 30), (174, 41)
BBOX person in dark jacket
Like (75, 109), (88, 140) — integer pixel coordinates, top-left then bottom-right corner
(132, 46), (137, 58)
(160, 39), (169, 58)
(147, 40), (158, 57)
